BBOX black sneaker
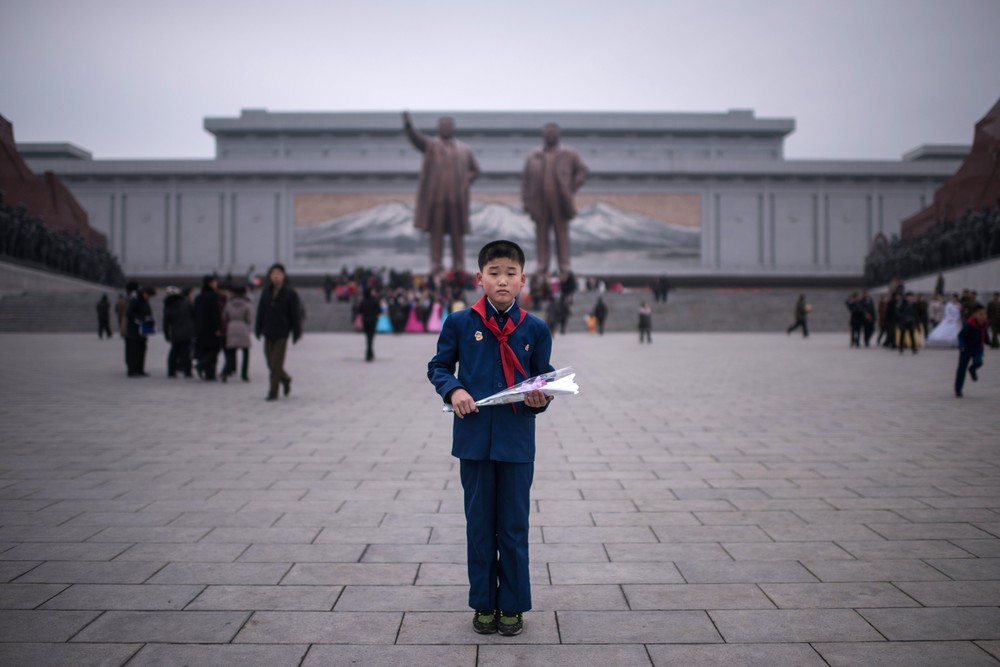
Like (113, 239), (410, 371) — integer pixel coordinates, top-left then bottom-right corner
(472, 610), (497, 634)
(497, 610), (523, 636)
(282, 378), (292, 396)
(970, 367), (978, 382)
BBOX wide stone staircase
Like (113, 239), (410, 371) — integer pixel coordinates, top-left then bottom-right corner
(0, 259), (861, 335)
(0, 260), (118, 333)
(295, 286), (857, 335)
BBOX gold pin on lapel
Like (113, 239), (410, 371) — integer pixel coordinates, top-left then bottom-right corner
(475, 331), (483, 342)
(524, 343), (530, 351)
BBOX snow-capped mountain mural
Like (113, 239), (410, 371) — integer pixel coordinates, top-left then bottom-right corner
(295, 200), (700, 273)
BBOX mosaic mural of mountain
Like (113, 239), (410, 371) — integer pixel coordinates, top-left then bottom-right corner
(294, 198), (700, 273)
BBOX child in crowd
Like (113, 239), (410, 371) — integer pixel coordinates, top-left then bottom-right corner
(427, 240), (555, 637)
(222, 286), (253, 382)
(638, 301), (652, 343)
(955, 303), (989, 397)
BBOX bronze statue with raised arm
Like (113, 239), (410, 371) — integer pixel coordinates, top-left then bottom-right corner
(521, 123), (588, 278)
(403, 111), (481, 274)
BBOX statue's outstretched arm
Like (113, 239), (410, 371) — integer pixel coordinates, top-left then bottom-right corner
(402, 111), (427, 152)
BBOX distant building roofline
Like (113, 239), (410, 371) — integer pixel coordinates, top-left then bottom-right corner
(204, 108), (796, 137)
(902, 144), (970, 162)
(16, 142), (93, 161)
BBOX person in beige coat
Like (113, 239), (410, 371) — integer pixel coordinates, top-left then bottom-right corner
(222, 286), (253, 382)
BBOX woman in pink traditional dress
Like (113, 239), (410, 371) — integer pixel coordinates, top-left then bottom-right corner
(404, 294), (425, 333)
(426, 298), (444, 332)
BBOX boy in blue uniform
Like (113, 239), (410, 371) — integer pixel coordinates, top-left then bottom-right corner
(428, 240), (555, 636)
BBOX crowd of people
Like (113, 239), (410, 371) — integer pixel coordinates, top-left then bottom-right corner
(834, 285), (999, 398)
(114, 263), (303, 401)
(333, 267), (630, 340)
(0, 194), (125, 286)
(864, 202), (1000, 286)
(841, 286), (999, 353)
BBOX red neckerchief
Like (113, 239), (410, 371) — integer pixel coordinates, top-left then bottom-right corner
(472, 295), (528, 404)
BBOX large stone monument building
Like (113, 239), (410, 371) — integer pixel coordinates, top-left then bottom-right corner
(18, 109), (965, 280)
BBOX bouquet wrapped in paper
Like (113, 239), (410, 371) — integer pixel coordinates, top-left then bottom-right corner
(442, 366), (579, 412)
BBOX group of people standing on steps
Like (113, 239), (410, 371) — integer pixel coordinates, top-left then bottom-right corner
(111, 263), (302, 402)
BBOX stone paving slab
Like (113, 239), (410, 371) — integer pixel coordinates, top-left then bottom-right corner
(0, 642), (142, 667)
(812, 641), (1000, 667)
(126, 643), (307, 667)
(0, 331), (999, 665)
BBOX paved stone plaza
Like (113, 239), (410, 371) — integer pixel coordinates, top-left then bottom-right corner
(0, 331), (999, 666)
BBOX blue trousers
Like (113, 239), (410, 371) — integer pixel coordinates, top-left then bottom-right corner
(955, 348), (984, 394)
(460, 459), (533, 613)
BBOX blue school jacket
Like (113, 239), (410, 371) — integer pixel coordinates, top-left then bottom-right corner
(428, 301), (554, 463)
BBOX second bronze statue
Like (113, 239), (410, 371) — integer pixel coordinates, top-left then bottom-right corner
(521, 123), (588, 278)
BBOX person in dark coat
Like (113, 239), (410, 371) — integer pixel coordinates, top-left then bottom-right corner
(859, 290), (877, 347)
(876, 294), (889, 346)
(916, 294), (930, 338)
(96, 294), (112, 339)
(557, 295), (571, 335)
(125, 286), (155, 377)
(883, 292), (901, 348)
(255, 263), (302, 401)
(955, 303), (989, 397)
(987, 292), (1000, 349)
(845, 292), (863, 348)
(193, 276), (223, 380)
(896, 292), (919, 355)
(786, 294), (809, 338)
(357, 287), (382, 362)
(638, 301), (653, 343)
(592, 297), (608, 336)
(163, 287), (195, 378)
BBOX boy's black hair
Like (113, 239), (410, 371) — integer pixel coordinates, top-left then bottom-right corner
(971, 302), (986, 313)
(478, 240), (525, 270)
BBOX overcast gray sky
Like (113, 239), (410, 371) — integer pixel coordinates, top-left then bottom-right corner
(2, 0), (998, 161)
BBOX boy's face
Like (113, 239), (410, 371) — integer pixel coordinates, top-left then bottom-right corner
(973, 310), (987, 324)
(477, 256), (525, 311)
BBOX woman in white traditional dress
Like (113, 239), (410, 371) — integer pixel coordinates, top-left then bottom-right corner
(926, 294), (963, 347)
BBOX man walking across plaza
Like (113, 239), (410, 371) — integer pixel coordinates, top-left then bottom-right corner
(521, 123), (588, 278)
(786, 294), (810, 338)
(255, 263), (302, 401)
(403, 111), (481, 275)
